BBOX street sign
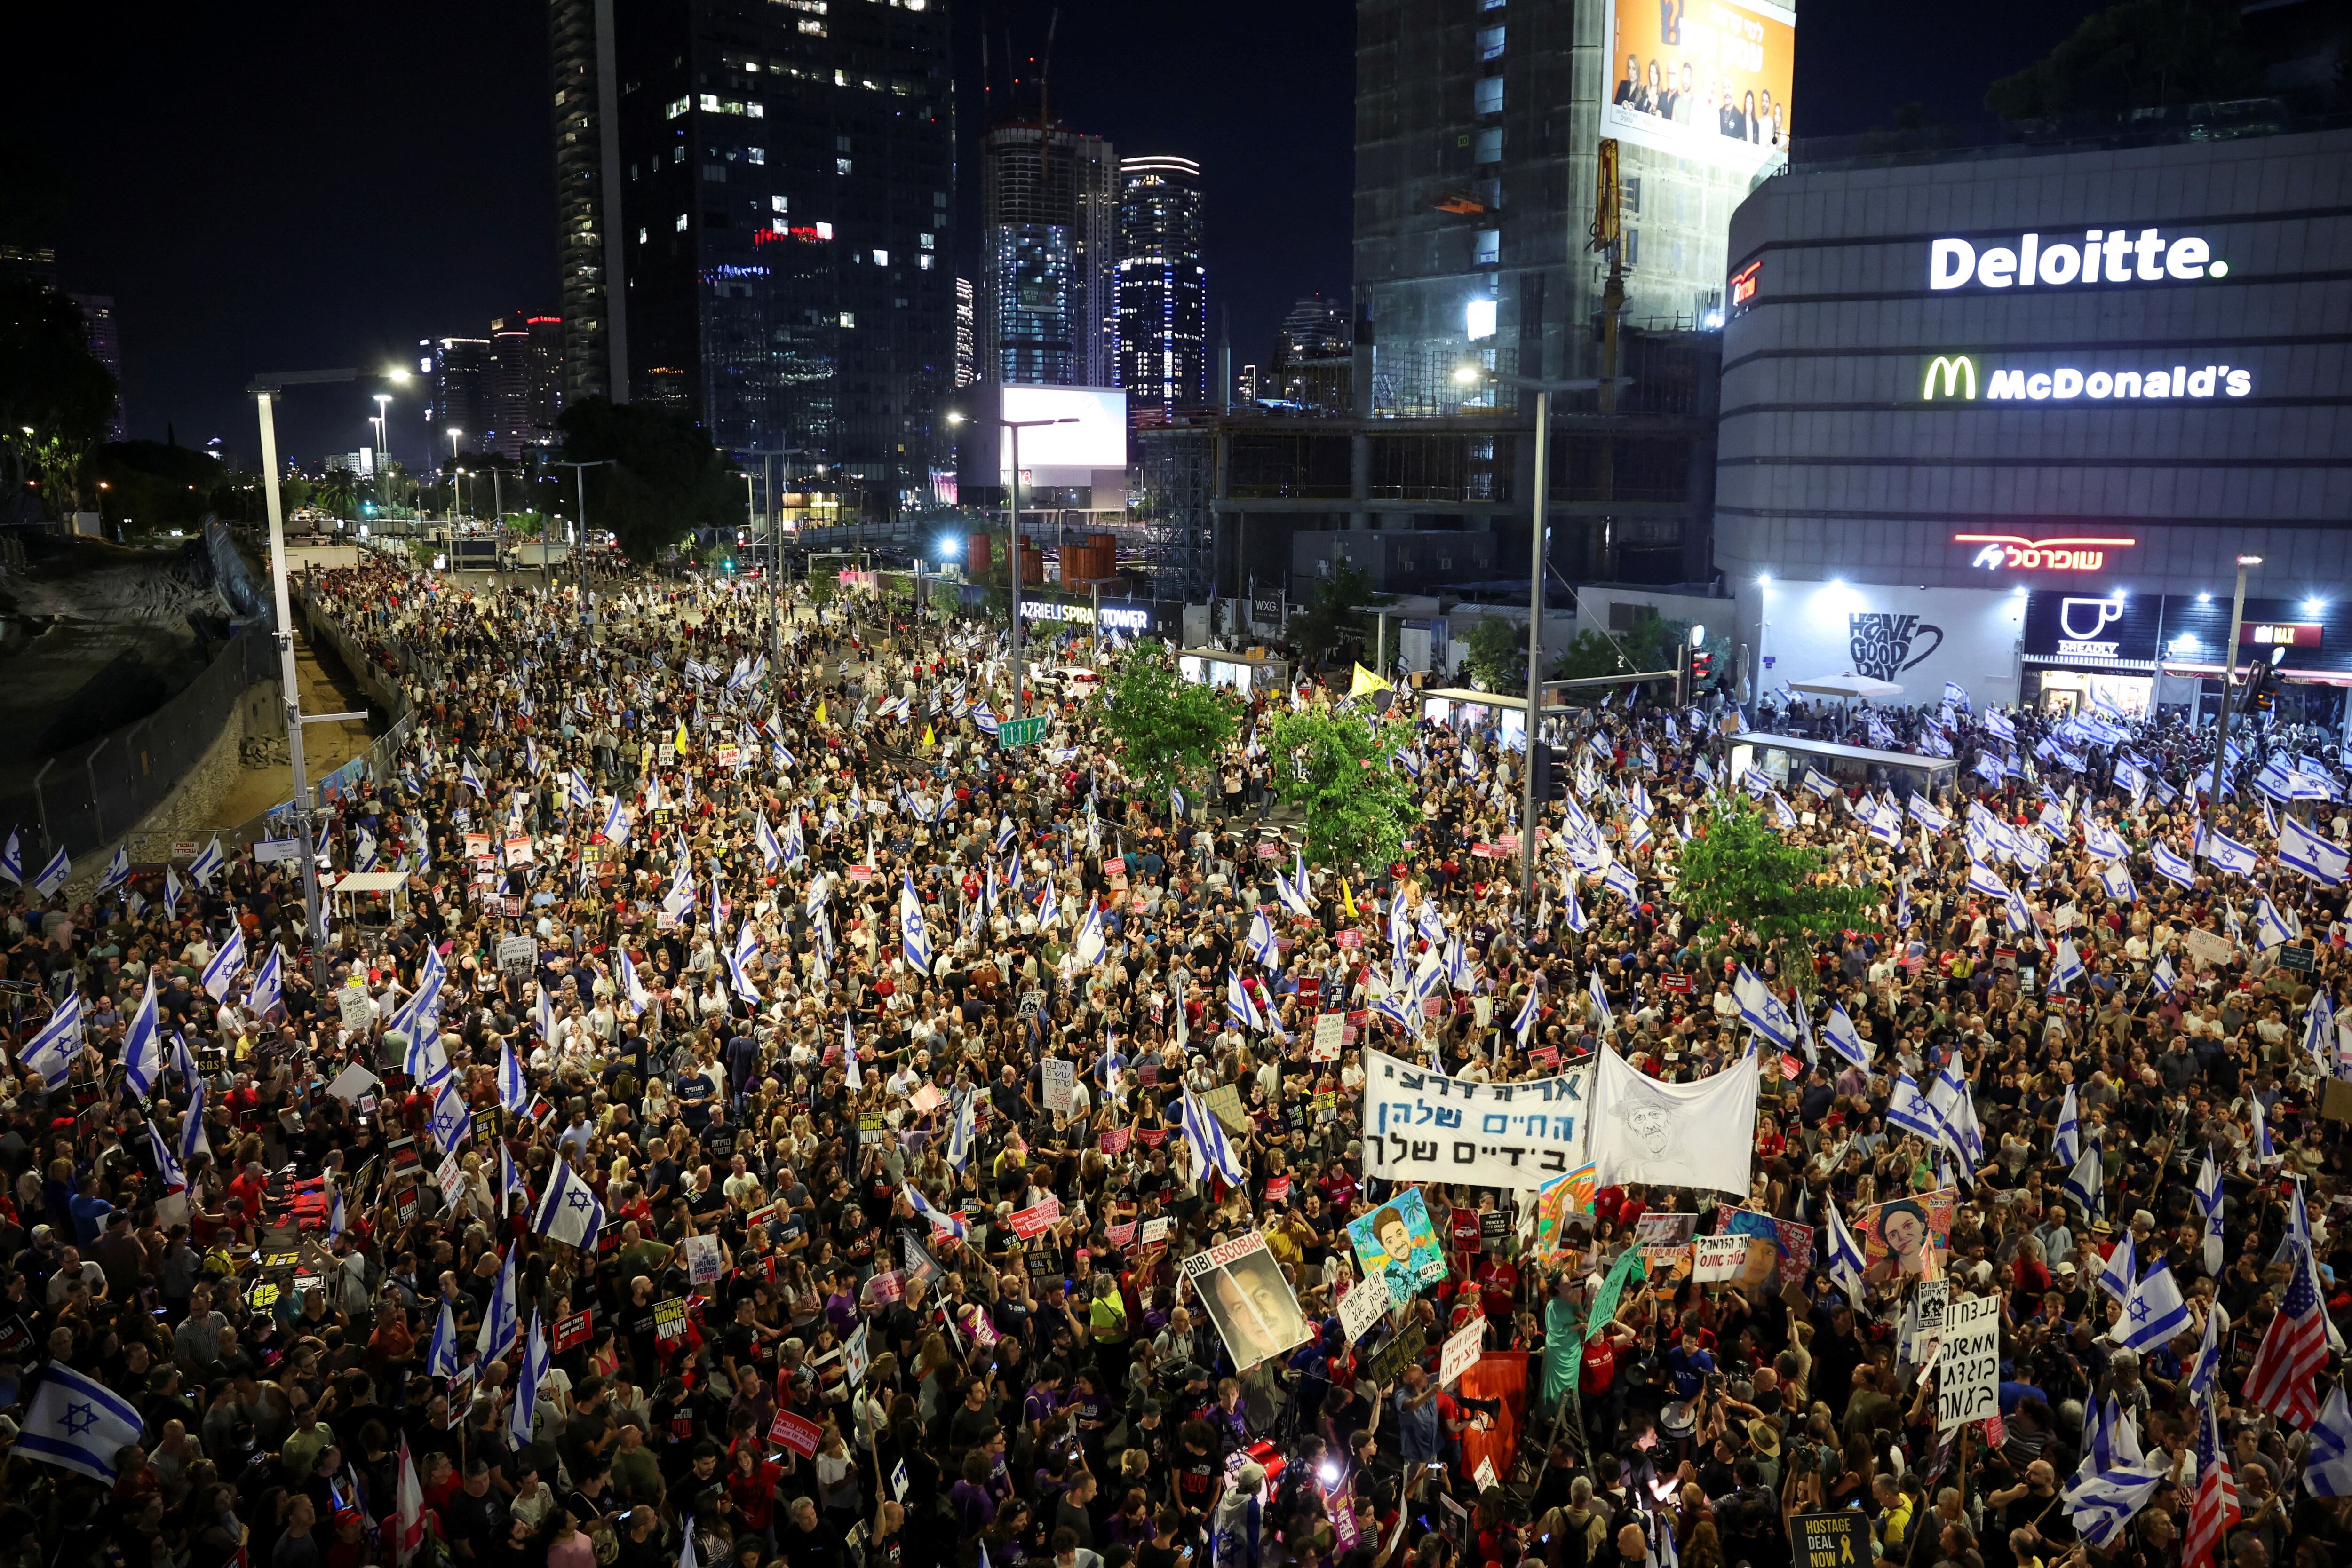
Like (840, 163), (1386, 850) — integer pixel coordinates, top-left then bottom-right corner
(254, 838), (305, 864)
(998, 715), (1050, 749)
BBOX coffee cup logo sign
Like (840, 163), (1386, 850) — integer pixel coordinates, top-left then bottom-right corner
(1847, 613), (1945, 681)
(1928, 230), (2226, 291)
(2056, 596), (2125, 658)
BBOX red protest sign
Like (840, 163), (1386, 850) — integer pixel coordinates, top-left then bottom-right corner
(1008, 1196), (1062, 1239)
(1099, 1126), (1132, 1156)
(553, 1309), (594, 1353)
(770, 1410), (823, 1457)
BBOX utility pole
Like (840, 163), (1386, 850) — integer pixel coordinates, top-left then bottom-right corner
(997, 415), (1076, 721)
(739, 448), (807, 679)
(2207, 554), (2261, 833)
(556, 460), (613, 635)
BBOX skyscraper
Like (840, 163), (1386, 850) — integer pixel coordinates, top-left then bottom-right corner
(954, 277), (976, 389)
(489, 318), (532, 458)
(1354, 0), (1788, 412)
(548, 0), (628, 405)
(1117, 156), (1207, 413)
(525, 316), (565, 441)
(421, 337), (493, 456)
(68, 294), (124, 443)
(980, 123), (1117, 388)
(571, 0), (956, 516)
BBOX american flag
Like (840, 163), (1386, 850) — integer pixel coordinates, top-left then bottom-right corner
(2181, 1402), (2238, 1568)
(2243, 1236), (2328, 1428)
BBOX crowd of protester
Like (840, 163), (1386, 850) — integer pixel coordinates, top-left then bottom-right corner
(2, 545), (2350, 1568)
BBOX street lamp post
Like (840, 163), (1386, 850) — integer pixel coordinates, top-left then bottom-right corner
(739, 448), (810, 679)
(1457, 365), (1615, 929)
(2206, 554), (2262, 832)
(556, 460), (613, 634)
(992, 415), (1076, 721)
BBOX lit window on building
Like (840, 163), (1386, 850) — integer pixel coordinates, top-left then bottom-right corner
(676, 213), (690, 232)
(841, 312), (856, 328)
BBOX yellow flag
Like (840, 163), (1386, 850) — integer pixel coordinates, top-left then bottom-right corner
(815, 700), (828, 725)
(1341, 878), (1358, 919)
(673, 721), (689, 754)
(922, 723), (936, 746)
(1350, 663), (1392, 697)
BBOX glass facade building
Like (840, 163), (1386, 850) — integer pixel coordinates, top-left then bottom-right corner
(980, 123), (1117, 389)
(1117, 156), (1207, 413)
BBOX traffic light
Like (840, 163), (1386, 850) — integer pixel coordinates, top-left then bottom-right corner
(1532, 743), (1572, 801)
(1690, 646), (1714, 691)
(2247, 645), (2288, 713)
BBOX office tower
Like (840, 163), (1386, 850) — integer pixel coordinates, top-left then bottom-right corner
(954, 277), (976, 388)
(489, 318), (532, 458)
(68, 294), (124, 442)
(549, 0), (628, 405)
(1117, 156), (1208, 413)
(421, 337), (493, 456)
(0, 247), (58, 290)
(588, 0), (956, 515)
(1354, 0), (1791, 413)
(980, 123), (1117, 387)
(525, 316), (565, 440)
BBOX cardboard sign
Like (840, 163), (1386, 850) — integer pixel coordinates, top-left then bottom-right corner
(1201, 1083), (1249, 1135)
(1935, 1294), (2002, 1432)
(1042, 1059), (1075, 1115)
(1313, 1013), (1345, 1061)
(1438, 1317), (1486, 1386)
(338, 989), (374, 1032)
(1367, 1323), (1427, 1386)
(326, 1062), (382, 1103)
(1009, 1196), (1062, 1239)
(1692, 1234), (1751, 1283)
(769, 1410), (823, 1457)
(1472, 1457), (1499, 1493)
(1105, 1221), (1138, 1249)
(892, 1460), (910, 1501)
(1339, 1273), (1391, 1344)
(1795, 1513), (1872, 1568)
(498, 936), (538, 976)
(504, 836), (536, 867)
(1263, 1176), (1292, 1204)
(867, 1270), (904, 1305)
(2183, 926), (2235, 969)
(1099, 1126), (1132, 1156)
(843, 1323), (870, 1385)
(685, 1232), (725, 1285)
(652, 1298), (689, 1343)
(435, 1155), (467, 1210)
(1139, 1217), (1170, 1246)
(553, 1309), (594, 1353)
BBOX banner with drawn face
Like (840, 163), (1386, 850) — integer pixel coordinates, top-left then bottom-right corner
(1348, 1188), (1447, 1305)
(1855, 1191), (1955, 1284)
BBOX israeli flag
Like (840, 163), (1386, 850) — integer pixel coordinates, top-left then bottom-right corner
(600, 795), (631, 847)
(21, 1362), (146, 1483)
(428, 1078), (474, 1155)
(1887, 1074), (1946, 1142)
(719, 921), (757, 1003)
(1072, 897), (1107, 966)
(1896, 882), (1911, 929)
(2061, 1133), (2106, 1220)
(1247, 908), (1280, 970)
(2193, 1152), (2225, 1278)
(460, 760), (486, 796)
(2304, 990), (2336, 1075)
(499, 1143), (528, 1213)
(246, 946), (284, 1019)
(904, 1182), (969, 1242)
(1511, 982), (1543, 1045)
(1822, 1002), (1872, 1069)
(2098, 861), (2136, 903)
(532, 1156), (607, 1249)
(2097, 1229), (2137, 1307)
(497, 1037), (531, 1114)
(477, 1248), (518, 1360)
(1226, 969), (1265, 1031)
(2149, 839), (2195, 888)
(782, 810), (806, 866)
(2253, 895), (2303, 951)
(2053, 1086), (2082, 1169)
(199, 928), (247, 1003)
(32, 847), (70, 899)
(325, 1180), (345, 1242)
(22, 991), (85, 1088)
(1602, 860), (1641, 904)
(148, 1118), (186, 1195)
(179, 1074), (210, 1168)
(1981, 707), (2015, 741)
(2251, 1093), (2276, 1163)
(511, 1310), (549, 1444)
(1180, 1086), (1248, 1187)
(2049, 936), (2085, 993)
(1733, 966), (1796, 1049)
(1560, 873), (1588, 934)
(900, 876), (935, 973)
(2279, 815), (2350, 886)
(97, 845), (130, 897)
(120, 975), (161, 1101)
(0, 828), (18, 887)
(1965, 862), (2010, 900)
(1822, 1196), (1869, 1307)
(1586, 968), (1613, 1028)
(2196, 824), (2259, 876)
(946, 1088), (977, 1172)
(2084, 817), (2132, 862)
(2308, 1387), (2352, 1497)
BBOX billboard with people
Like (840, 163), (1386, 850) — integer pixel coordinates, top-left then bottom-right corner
(1602, 0), (1796, 176)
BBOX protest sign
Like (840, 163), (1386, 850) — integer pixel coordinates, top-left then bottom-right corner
(1009, 1196), (1062, 1239)
(770, 1410), (823, 1456)
(653, 1298), (689, 1342)
(1856, 1191), (1955, 1284)
(685, 1233), (724, 1286)
(1179, 1230), (1312, 1370)
(1313, 1014), (1345, 1061)
(1692, 1234), (1751, 1283)
(1359, 1046), (1593, 1188)
(843, 1323), (870, 1385)
(1367, 1323), (1428, 1386)
(1936, 1294), (2002, 1432)
(1714, 1206), (1818, 1293)
(1202, 1083), (1250, 1134)
(1346, 1188), (1447, 1305)
(1043, 1059), (1075, 1115)
(1438, 1318), (1486, 1386)
(553, 1309), (594, 1353)
(1339, 1275), (1391, 1344)
(1795, 1513), (1872, 1568)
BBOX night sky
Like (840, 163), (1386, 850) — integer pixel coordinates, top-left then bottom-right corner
(13, 0), (2105, 467)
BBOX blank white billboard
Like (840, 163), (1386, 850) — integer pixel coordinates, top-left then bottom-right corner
(999, 385), (1128, 485)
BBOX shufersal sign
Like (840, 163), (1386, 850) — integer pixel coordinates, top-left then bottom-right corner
(1928, 229), (2226, 291)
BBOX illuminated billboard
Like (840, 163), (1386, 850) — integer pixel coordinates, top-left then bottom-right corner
(1602, 0), (1795, 176)
(998, 385), (1128, 487)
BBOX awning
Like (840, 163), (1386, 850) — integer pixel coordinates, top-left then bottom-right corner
(1787, 673), (1904, 699)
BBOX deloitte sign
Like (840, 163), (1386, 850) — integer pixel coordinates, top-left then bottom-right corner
(1921, 354), (2252, 402)
(1928, 229), (2226, 290)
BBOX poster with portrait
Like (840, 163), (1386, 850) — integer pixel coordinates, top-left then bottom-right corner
(1528, 1164), (1599, 1258)
(1855, 1191), (1955, 1284)
(1601, 0), (1797, 177)
(1714, 1205), (1816, 1293)
(1179, 1231), (1313, 1371)
(1347, 1188), (1449, 1305)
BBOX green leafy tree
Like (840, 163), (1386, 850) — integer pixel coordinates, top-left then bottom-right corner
(1461, 616), (1528, 692)
(314, 470), (355, 518)
(0, 279), (116, 517)
(1267, 710), (1419, 871)
(1098, 644), (1239, 818)
(1674, 795), (1880, 975)
(1986, 0), (2263, 120)
(556, 396), (739, 562)
(506, 509), (548, 539)
(1286, 560), (1383, 669)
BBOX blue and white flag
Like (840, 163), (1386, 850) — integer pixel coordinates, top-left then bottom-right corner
(497, 1036), (531, 1114)
(2061, 1134), (2106, 1221)
(601, 795), (632, 847)
(2185, 1290), (2221, 1401)
(1887, 1073), (1947, 1142)
(2254, 895), (2303, 951)
(1822, 1003), (1872, 1070)
(1822, 1196), (1869, 1307)
(149, 1118), (186, 1195)
(1930, 1057), (1986, 1165)
(20, 991), (83, 1089)
(325, 1180), (346, 1242)
(511, 1310), (549, 1444)
(900, 876), (934, 973)
(1247, 908), (1280, 970)
(842, 1017), (862, 1092)
(1588, 969), (1613, 1028)
(1559, 874), (1588, 934)
(1180, 1086), (1247, 1187)
(461, 760), (486, 796)
(32, 847), (69, 899)
(727, 921), (762, 1002)
(179, 1074), (210, 1168)
(2149, 839), (2196, 888)
(2197, 824), (2260, 876)
(428, 1078), (473, 1155)
(904, 1182), (968, 1242)
(1965, 862), (2011, 900)
(1942, 680), (1970, 711)
(2049, 936), (2085, 993)
(2053, 1086), (2082, 1169)
(1733, 966), (1796, 1049)
(1982, 707), (2016, 741)
(1072, 897), (1107, 966)
(2307, 1386), (2352, 1497)
(0, 828), (17, 886)
(199, 927), (248, 1004)
(21, 1363), (145, 1483)
(946, 1088), (977, 1172)
(425, 1297), (459, 1377)
(2279, 816), (2350, 886)
(2098, 861), (2137, 903)
(1225, 969), (1265, 1032)
(1601, 860), (1641, 904)
(532, 1156), (607, 1249)
(2194, 1152), (2225, 1277)
(246, 944), (285, 1018)
(120, 975), (161, 1101)
(2114, 1260), (2191, 1352)
(2252, 1093), (2276, 1163)
(1512, 982), (1543, 1045)
(2304, 991), (2336, 1076)
(98, 846), (129, 897)
(478, 1248), (518, 1360)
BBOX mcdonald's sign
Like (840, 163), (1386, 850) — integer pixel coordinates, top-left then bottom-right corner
(1922, 355), (1977, 400)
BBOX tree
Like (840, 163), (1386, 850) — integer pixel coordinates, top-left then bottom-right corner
(1097, 644), (1239, 818)
(556, 397), (739, 562)
(94, 440), (224, 531)
(1673, 795), (1880, 972)
(1286, 560), (1383, 669)
(1267, 710), (1420, 872)
(1986, 0), (2263, 121)
(0, 279), (116, 519)
(1461, 616), (1527, 693)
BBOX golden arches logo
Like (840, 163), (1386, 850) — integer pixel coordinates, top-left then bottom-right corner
(1922, 355), (1977, 400)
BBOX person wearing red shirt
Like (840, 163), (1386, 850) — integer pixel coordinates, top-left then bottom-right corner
(226, 1161), (270, 1220)
(1319, 1163), (1358, 1216)
(727, 1444), (783, 1537)
(1476, 1254), (1518, 1327)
